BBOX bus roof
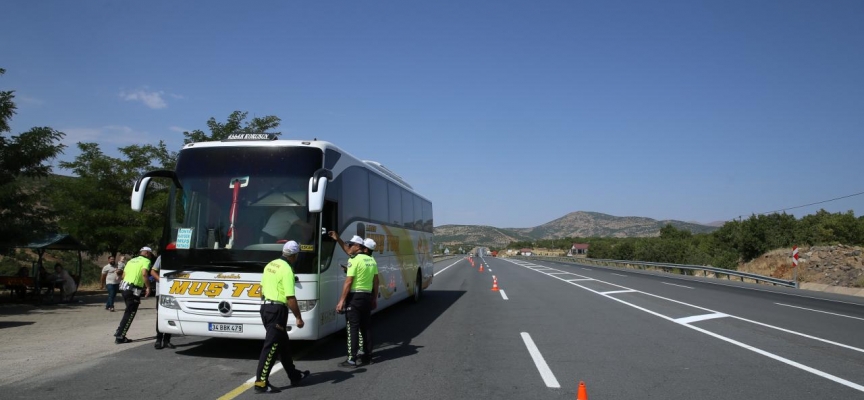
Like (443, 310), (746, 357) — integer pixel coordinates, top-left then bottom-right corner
(180, 137), (427, 200)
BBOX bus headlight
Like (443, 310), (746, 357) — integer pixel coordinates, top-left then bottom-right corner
(160, 295), (180, 310)
(297, 300), (317, 312)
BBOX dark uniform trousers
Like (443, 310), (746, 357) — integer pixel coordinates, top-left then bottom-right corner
(115, 288), (141, 338)
(346, 292), (373, 362)
(256, 303), (303, 384)
(155, 295), (172, 345)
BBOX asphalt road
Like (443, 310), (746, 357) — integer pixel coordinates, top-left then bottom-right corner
(4, 256), (864, 399)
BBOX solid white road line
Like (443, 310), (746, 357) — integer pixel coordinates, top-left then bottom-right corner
(499, 290), (509, 300)
(578, 259), (864, 307)
(662, 282), (694, 289)
(685, 323), (864, 393)
(775, 303), (864, 322)
(611, 273), (627, 277)
(675, 313), (728, 325)
(434, 259), (462, 276)
(566, 278), (594, 282)
(503, 258), (864, 393)
(520, 332), (561, 388)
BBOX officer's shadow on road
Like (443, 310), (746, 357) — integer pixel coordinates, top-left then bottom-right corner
(302, 289), (465, 365)
(289, 367), (369, 387)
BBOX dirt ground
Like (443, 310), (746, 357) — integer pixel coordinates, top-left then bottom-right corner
(0, 291), (157, 385)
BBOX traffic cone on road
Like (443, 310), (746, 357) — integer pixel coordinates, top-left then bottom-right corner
(491, 276), (499, 291)
(479, 264), (484, 272)
(577, 381), (588, 400)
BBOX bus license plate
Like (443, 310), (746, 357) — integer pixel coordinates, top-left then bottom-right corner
(209, 323), (243, 333)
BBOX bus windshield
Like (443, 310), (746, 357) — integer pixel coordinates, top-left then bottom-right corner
(164, 146), (323, 274)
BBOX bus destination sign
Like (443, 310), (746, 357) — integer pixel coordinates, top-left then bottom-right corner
(224, 133), (277, 141)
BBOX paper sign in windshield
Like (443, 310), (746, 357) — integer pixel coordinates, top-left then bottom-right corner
(177, 228), (193, 249)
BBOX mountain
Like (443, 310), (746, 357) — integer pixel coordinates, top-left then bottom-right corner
(434, 211), (719, 247)
(433, 225), (534, 248)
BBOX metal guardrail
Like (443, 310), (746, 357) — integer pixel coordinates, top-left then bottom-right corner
(513, 256), (797, 288)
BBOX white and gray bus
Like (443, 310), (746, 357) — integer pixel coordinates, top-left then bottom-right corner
(131, 134), (434, 340)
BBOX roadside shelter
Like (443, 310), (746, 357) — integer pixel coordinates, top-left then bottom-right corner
(18, 234), (87, 286)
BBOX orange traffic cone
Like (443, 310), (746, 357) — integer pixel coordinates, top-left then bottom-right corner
(491, 276), (499, 291)
(577, 381), (588, 400)
(479, 264), (484, 272)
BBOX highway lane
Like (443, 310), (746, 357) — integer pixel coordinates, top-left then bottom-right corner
(5, 255), (863, 399)
(496, 256), (864, 398)
(538, 257), (864, 350)
(2, 257), (575, 400)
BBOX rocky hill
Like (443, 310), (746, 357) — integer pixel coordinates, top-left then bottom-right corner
(433, 225), (534, 248)
(511, 211), (718, 239)
(434, 211), (718, 247)
(739, 245), (864, 288)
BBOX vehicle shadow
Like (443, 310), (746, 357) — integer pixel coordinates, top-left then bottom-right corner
(0, 321), (36, 329)
(171, 289), (464, 363)
(174, 337), (264, 360)
(300, 289), (466, 364)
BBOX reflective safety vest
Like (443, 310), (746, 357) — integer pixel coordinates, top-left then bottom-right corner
(260, 258), (295, 301)
(348, 254), (378, 292)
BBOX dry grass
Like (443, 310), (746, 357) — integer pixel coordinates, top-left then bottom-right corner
(738, 248), (798, 280)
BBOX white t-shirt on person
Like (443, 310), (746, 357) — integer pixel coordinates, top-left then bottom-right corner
(261, 207), (299, 239)
(102, 263), (120, 285)
(151, 256), (161, 292)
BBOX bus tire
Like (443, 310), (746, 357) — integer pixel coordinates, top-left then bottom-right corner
(412, 272), (422, 303)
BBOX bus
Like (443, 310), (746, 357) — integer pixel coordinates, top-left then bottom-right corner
(130, 134), (434, 340)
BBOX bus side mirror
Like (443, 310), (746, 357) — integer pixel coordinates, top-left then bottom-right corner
(131, 170), (182, 212)
(131, 177), (152, 212)
(308, 168), (332, 213)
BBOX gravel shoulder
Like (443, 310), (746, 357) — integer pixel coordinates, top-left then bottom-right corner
(0, 292), (157, 385)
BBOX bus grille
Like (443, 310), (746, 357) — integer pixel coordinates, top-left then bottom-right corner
(180, 299), (262, 317)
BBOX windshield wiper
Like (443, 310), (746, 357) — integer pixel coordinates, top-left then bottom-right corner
(163, 262), (266, 278)
(209, 261), (267, 268)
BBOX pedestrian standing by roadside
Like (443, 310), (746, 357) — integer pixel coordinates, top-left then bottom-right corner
(101, 256), (120, 311)
(150, 255), (174, 349)
(253, 240), (310, 394)
(113, 247), (153, 344)
(337, 238), (379, 368)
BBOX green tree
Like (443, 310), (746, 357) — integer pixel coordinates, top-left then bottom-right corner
(182, 111), (281, 144)
(659, 224), (692, 240)
(0, 68), (66, 249)
(49, 141), (175, 257)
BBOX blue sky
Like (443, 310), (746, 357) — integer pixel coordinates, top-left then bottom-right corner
(2, 1), (863, 228)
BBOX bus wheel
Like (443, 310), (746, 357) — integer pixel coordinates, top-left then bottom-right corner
(412, 272), (422, 303)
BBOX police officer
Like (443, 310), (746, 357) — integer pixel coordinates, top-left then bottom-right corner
(253, 241), (310, 394)
(337, 238), (379, 367)
(328, 232), (364, 270)
(113, 247), (153, 344)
